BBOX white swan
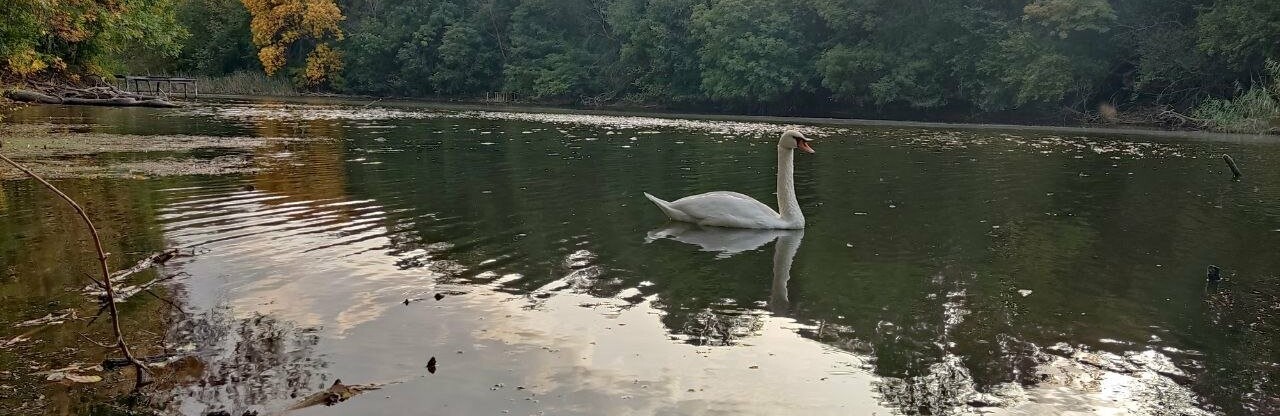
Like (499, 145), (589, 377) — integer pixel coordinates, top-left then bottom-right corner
(644, 130), (814, 229)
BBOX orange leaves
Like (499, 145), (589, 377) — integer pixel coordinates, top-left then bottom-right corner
(258, 45), (287, 75)
(304, 44), (343, 86)
(41, 0), (102, 43)
(244, 0), (304, 45)
(303, 0), (344, 41)
(242, 0), (345, 85)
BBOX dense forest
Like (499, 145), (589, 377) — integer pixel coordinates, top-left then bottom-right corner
(3, 0), (1279, 129)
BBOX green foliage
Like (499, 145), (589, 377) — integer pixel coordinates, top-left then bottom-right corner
(690, 0), (815, 104)
(12, 0), (1280, 123)
(977, 0), (1114, 109)
(175, 0), (257, 75)
(609, 0), (702, 103)
(813, 0), (1007, 109)
(1022, 0), (1115, 36)
(432, 22), (500, 95)
(1, 0), (188, 76)
(503, 0), (617, 100)
(338, 0), (506, 96)
(1196, 0), (1280, 71)
(1193, 60), (1280, 133)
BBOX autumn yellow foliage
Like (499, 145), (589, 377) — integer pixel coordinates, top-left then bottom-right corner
(304, 44), (343, 86)
(242, 0), (345, 86)
(6, 49), (51, 77)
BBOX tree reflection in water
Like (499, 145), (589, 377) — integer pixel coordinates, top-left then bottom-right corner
(164, 306), (325, 415)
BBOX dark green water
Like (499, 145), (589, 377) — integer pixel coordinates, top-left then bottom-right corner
(1, 100), (1278, 415)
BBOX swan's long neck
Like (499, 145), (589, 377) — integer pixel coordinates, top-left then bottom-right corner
(777, 146), (802, 224)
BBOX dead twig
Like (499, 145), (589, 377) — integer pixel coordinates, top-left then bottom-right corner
(79, 333), (117, 349)
(107, 248), (179, 284)
(1156, 108), (1211, 129)
(0, 140), (152, 389)
(140, 286), (187, 314)
(85, 303), (110, 327)
(81, 271), (108, 291)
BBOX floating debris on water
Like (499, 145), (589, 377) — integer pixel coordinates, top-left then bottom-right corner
(16, 309), (76, 327)
(288, 379), (383, 410)
(185, 103), (840, 136)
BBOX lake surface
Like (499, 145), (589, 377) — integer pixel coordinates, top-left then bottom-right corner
(1, 100), (1278, 415)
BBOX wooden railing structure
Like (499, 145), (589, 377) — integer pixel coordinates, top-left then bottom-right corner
(115, 75), (199, 98)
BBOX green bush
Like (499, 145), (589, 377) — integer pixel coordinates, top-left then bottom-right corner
(1194, 60), (1280, 133)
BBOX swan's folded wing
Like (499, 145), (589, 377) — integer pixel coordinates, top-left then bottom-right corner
(668, 192), (781, 227)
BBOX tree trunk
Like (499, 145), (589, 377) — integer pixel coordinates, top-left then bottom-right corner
(6, 84), (181, 108)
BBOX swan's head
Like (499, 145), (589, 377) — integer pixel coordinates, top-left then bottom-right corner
(779, 130), (814, 154)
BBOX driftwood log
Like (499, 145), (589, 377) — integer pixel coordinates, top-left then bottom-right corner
(5, 81), (180, 108)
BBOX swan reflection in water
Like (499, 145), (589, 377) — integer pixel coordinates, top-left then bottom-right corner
(645, 223), (803, 314)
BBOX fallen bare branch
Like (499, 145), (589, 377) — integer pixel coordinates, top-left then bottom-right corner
(1156, 108), (1211, 129)
(0, 141), (152, 389)
(107, 249), (180, 284)
(140, 286), (188, 314)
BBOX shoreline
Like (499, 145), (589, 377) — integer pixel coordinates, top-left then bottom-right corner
(196, 93), (1280, 144)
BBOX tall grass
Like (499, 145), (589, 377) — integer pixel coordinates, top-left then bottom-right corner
(1194, 60), (1280, 134)
(194, 71), (299, 96)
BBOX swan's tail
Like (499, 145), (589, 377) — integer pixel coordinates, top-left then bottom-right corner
(644, 192), (691, 222)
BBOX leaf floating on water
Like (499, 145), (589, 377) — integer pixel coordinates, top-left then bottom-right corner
(64, 374), (102, 383)
(17, 309), (76, 327)
(1, 335), (30, 348)
(45, 371), (101, 383)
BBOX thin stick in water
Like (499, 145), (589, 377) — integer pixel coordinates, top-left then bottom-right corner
(0, 140), (152, 389)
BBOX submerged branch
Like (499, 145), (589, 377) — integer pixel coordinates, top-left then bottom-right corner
(0, 140), (152, 389)
(107, 249), (179, 284)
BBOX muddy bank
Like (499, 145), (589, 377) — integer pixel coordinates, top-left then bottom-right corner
(0, 123), (311, 179)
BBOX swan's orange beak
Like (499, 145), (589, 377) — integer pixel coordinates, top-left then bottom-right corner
(796, 138), (815, 154)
